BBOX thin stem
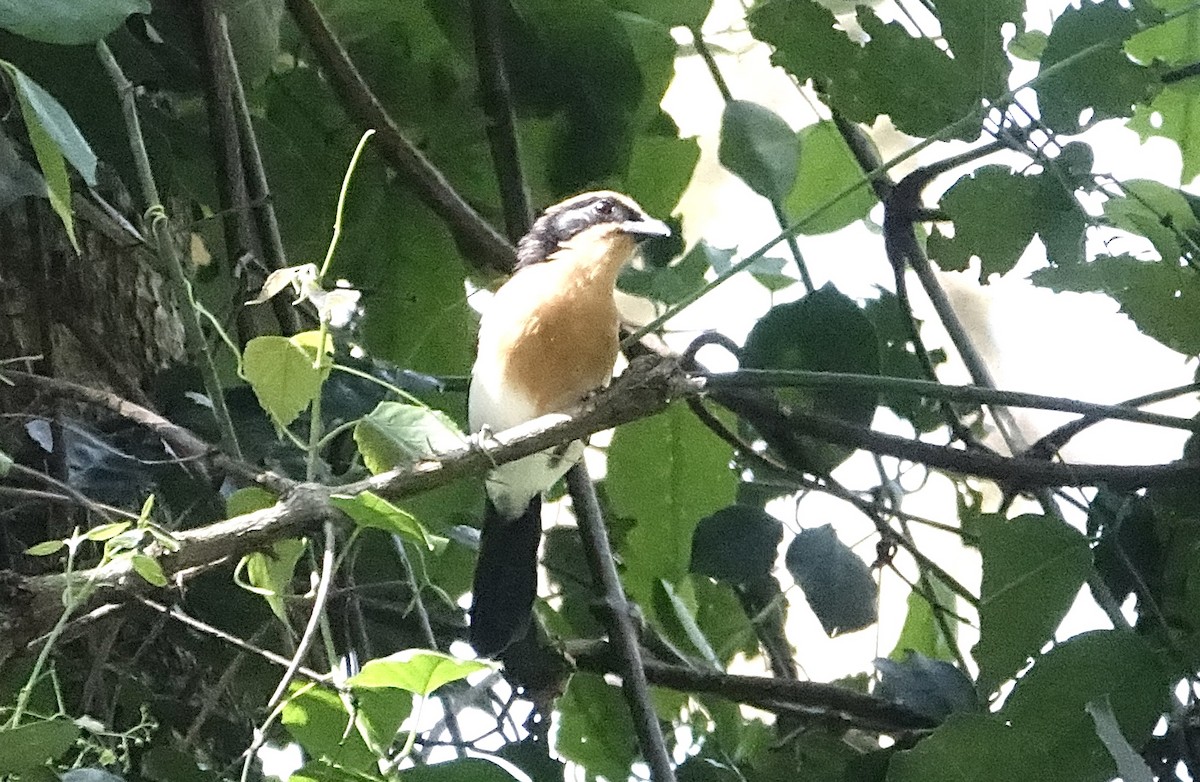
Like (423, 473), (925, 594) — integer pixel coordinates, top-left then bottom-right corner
(96, 41), (243, 460)
(705, 369), (1199, 433)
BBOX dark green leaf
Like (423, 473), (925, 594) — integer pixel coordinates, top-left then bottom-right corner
(1000, 630), (1171, 782)
(1037, 0), (1155, 133)
(887, 713), (1034, 782)
(718, 100), (798, 202)
(0, 719), (80, 774)
(863, 291), (948, 433)
(741, 284), (880, 473)
(346, 650), (488, 696)
(610, 403), (736, 613)
(690, 504), (783, 584)
(874, 651), (977, 721)
(785, 120), (877, 234)
(0, 0), (148, 45)
(1088, 490), (1162, 607)
(556, 674), (637, 782)
(974, 514), (1091, 694)
(784, 524), (877, 636)
(353, 402), (465, 475)
(609, 0), (712, 29)
(926, 166), (1041, 279)
(140, 746), (219, 782)
(399, 758), (519, 782)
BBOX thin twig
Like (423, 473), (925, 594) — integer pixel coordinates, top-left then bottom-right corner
(566, 466), (676, 781)
(135, 597), (330, 683)
(216, 12), (304, 336)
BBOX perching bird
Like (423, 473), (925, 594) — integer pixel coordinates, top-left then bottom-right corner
(468, 191), (671, 657)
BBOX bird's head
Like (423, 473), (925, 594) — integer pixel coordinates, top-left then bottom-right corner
(514, 191), (670, 272)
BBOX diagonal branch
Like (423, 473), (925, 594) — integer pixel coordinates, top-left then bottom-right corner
(284, 0), (515, 273)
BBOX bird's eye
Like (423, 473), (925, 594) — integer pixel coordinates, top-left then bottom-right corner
(594, 199), (616, 217)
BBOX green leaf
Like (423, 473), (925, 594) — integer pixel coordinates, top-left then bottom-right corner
(226, 486), (278, 517)
(1129, 80), (1200, 184)
(785, 524), (877, 636)
(926, 166), (1041, 279)
(690, 505), (783, 584)
(1104, 179), (1200, 263)
(785, 120), (877, 235)
(130, 553), (168, 587)
(886, 713), (1033, 782)
(999, 630), (1170, 782)
(608, 0), (712, 29)
(84, 522), (131, 542)
(609, 403), (737, 614)
(353, 688), (412, 755)
(717, 100), (798, 203)
(330, 491), (433, 549)
(25, 539), (65, 556)
(0, 0), (149, 44)
(741, 284), (881, 474)
(2, 62), (96, 252)
(1009, 29), (1048, 60)
(1037, 0), (1155, 133)
(618, 239), (713, 304)
(0, 718), (80, 774)
(346, 650), (488, 696)
(889, 574), (958, 663)
(281, 686), (377, 773)
(1085, 696), (1155, 782)
(353, 402), (465, 475)
(624, 132), (701, 219)
(242, 538), (306, 622)
(242, 333), (332, 427)
(398, 758), (520, 782)
(863, 291), (948, 433)
(973, 514), (1091, 694)
(1031, 253), (1200, 355)
(556, 674), (637, 782)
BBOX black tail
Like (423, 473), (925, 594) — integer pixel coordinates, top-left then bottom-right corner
(469, 496), (542, 657)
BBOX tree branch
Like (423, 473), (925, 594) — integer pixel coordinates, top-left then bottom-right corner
(568, 640), (936, 734)
(284, 0), (515, 273)
(567, 467), (676, 781)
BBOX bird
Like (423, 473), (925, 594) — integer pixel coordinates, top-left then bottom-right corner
(468, 190), (671, 657)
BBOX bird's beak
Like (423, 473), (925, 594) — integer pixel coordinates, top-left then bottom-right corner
(621, 217), (671, 240)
